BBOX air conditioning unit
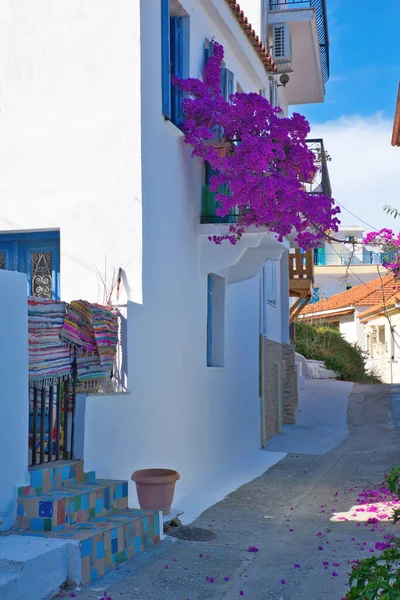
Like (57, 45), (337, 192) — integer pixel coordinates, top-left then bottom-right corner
(272, 23), (292, 66)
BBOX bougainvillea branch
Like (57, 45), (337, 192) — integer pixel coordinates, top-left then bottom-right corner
(173, 40), (340, 246)
(364, 229), (400, 277)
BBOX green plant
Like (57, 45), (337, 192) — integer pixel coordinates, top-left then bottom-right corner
(344, 468), (400, 599)
(293, 321), (381, 383)
(345, 544), (400, 599)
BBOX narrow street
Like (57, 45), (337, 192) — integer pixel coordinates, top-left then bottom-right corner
(61, 382), (400, 600)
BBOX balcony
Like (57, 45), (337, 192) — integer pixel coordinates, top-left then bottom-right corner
(200, 184), (240, 225)
(303, 138), (332, 197)
(313, 249), (396, 267)
(268, 0), (329, 105)
(289, 248), (314, 322)
(198, 185), (289, 284)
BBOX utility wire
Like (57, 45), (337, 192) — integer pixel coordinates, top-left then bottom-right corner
(334, 200), (380, 233)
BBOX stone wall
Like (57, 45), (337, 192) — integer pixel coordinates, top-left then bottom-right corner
(261, 337), (298, 442)
(282, 343), (298, 425)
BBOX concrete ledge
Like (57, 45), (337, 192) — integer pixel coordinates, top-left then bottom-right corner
(0, 535), (73, 600)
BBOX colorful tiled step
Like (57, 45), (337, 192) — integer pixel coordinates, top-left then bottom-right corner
(21, 509), (161, 585)
(18, 460), (95, 496)
(17, 479), (128, 532)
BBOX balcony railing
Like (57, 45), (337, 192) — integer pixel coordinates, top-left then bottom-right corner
(268, 0), (330, 83)
(304, 138), (332, 198)
(201, 184), (242, 224)
(313, 250), (397, 267)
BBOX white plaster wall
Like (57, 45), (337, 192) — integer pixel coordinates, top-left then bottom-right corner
(0, 1), (143, 304)
(363, 316), (399, 384)
(314, 271), (382, 300)
(81, 0), (284, 512)
(339, 314), (358, 345)
(83, 275), (262, 507)
(0, 271), (29, 529)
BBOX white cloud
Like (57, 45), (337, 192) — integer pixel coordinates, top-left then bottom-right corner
(309, 113), (399, 233)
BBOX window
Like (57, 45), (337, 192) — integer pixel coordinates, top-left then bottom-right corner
(314, 247), (326, 266)
(0, 231), (60, 299)
(378, 325), (386, 345)
(206, 274), (225, 367)
(161, 0), (189, 126)
(205, 39), (233, 102)
(346, 235), (356, 243)
(265, 261), (277, 306)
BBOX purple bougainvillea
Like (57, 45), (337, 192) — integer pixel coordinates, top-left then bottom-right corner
(173, 40), (340, 246)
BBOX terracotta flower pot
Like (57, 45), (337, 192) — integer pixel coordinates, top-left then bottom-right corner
(131, 468), (180, 515)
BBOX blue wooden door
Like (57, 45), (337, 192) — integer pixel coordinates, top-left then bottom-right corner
(0, 232), (60, 299)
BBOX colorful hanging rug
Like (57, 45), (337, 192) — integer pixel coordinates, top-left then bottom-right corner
(60, 300), (119, 387)
(28, 298), (71, 387)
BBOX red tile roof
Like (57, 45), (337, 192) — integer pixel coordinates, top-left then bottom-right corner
(301, 274), (396, 316)
(225, 0), (276, 73)
(359, 293), (400, 322)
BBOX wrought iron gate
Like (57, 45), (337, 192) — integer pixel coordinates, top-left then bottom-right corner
(29, 361), (77, 466)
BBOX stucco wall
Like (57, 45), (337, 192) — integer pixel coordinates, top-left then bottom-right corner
(0, 271), (29, 529)
(79, 0), (289, 513)
(364, 314), (400, 384)
(82, 274), (262, 510)
(314, 269), (383, 301)
(0, 1), (143, 304)
(339, 313), (358, 345)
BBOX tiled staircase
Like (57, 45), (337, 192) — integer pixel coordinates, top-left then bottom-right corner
(16, 461), (161, 585)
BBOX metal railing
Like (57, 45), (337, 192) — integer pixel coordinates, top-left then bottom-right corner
(304, 138), (332, 198)
(268, 0), (330, 83)
(29, 361), (77, 467)
(200, 184), (242, 224)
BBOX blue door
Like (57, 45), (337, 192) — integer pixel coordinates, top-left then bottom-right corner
(0, 231), (60, 299)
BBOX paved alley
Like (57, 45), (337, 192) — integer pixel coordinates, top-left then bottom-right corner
(59, 381), (400, 600)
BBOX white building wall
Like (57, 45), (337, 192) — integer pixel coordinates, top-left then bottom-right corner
(78, 0), (289, 517)
(0, 0), (290, 520)
(364, 315), (397, 383)
(314, 269), (383, 300)
(339, 313), (358, 345)
(0, 1), (143, 304)
(0, 271), (29, 529)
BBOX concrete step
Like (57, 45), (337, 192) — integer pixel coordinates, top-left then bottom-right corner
(20, 508), (161, 585)
(0, 535), (75, 600)
(16, 479), (128, 532)
(18, 460), (96, 497)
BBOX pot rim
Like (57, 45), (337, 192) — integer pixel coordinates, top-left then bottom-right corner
(131, 468), (180, 485)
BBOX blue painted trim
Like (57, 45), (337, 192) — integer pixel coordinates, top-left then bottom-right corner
(206, 275), (213, 367)
(171, 16), (183, 127)
(161, 0), (171, 119)
(0, 232), (60, 299)
(0, 230), (59, 242)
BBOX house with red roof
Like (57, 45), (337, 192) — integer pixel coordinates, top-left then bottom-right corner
(299, 274), (398, 353)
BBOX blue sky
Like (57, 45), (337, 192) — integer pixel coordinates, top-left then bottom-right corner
(290, 0), (400, 231)
(295, 0), (400, 123)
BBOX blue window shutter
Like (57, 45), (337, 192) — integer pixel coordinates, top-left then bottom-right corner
(226, 69), (234, 101)
(206, 275), (213, 366)
(220, 66), (227, 98)
(161, 0), (171, 119)
(318, 247), (326, 266)
(204, 39), (214, 65)
(171, 16), (184, 126)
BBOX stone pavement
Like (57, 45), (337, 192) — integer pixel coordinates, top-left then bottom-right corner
(58, 381), (400, 600)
